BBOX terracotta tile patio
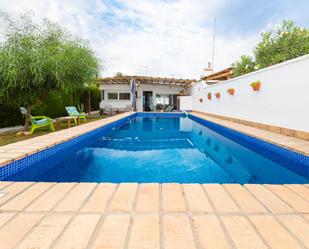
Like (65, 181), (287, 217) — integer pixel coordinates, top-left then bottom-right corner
(0, 182), (308, 249)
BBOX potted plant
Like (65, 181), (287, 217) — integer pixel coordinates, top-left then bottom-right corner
(207, 92), (212, 100)
(199, 98), (203, 103)
(227, 88), (235, 95)
(250, 80), (261, 91)
(215, 92), (221, 99)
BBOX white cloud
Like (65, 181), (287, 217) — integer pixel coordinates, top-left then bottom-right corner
(0, 0), (260, 78)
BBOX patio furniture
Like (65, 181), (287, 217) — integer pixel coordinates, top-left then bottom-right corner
(102, 105), (113, 116)
(19, 107), (55, 134)
(149, 104), (156, 112)
(125, 105), (132, 112)
(165, 105), (174, 112)
(55, 116), (80, 128)
(65, 106), (87, 125)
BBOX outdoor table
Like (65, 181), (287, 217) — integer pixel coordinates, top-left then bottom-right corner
(55, 116), (80, 128)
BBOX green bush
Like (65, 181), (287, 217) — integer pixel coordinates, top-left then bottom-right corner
(232, 20), (309, 77)
(0, 87), (101, 128)
(232, 55), (256, 77)
(0, 105), (24, 128)
(255, 20), (309, 68)
(0, 13), (100, 130)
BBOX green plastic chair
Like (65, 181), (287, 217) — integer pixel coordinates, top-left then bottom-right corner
(19, 107), (55, 134)
(65, 106), (87, 125)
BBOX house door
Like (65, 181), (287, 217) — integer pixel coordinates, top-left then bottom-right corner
(143, 91), (153, 111)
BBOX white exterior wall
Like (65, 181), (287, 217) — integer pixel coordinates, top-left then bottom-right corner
(100, 84), (132, 109)
(136, 84), (184, 112)
(100, 83), (185, 112)
(190, 54), (309, 131)
(179, 96), (193, 111)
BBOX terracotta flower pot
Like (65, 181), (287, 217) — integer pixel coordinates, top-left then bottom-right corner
(227, 88), (235, 95)
(252, 84), (260, 91)
(215, 92), (220, 99)
(250, 81), (261, 91)
(207, 93), (211, 100)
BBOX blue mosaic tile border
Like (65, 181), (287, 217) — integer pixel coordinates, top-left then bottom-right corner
(135, 112), (185, 118)
(0, 112), (185, 180)
(189, 114), (309, 179)
(1, 112), (307, 181)
(0, 114), (135, 180)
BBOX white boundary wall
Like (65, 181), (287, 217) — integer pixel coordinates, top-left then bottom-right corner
(100, 84), (132, 110)
(179, 96), (193, 111)
(190, 54), (309, 131)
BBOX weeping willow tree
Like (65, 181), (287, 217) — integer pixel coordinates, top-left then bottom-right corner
(0, 13), (100, 130)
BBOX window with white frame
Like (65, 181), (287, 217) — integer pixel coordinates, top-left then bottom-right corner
(107, 92), (118, 100)
(119, 92), (130, 100)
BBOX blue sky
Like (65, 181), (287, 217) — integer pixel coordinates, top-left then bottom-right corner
(215, 0), (309, 35)
(1, 0), (308, 78)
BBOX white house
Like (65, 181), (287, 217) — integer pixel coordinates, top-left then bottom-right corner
(98, 76), (195, 112)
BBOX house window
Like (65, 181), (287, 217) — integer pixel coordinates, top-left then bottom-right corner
(156, 94), (170, 105)
(107, 92), (118, 100)
(119, 92), (130, 100)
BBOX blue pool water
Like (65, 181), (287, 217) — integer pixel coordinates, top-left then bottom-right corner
(2, 114), (309, 183)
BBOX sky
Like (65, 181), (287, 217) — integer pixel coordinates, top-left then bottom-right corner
(1, 0), (309, 79)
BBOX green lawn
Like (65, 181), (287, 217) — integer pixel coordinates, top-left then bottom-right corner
(0, 116), (106, 146)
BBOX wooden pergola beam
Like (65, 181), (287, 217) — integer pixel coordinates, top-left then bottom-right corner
(201, 67), (233, 81)
(98, 76), (196, 86)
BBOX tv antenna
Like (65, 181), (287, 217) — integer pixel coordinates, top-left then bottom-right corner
(211, 18), (216, 72)
(140, 65), (149, 75)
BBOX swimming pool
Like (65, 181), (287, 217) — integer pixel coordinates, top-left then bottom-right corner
(1, 113), (308, 183)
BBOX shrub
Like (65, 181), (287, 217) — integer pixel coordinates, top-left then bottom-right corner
(232, 55), (256, 77)
(255, 20), (309, 68)
(232, 20), (309, 77)
(0, 13), (100, 130)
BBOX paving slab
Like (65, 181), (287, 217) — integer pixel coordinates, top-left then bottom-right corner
(91, 215), (130, 249)
(135, 183), (159, 212)
(162, 184), (186, 212)
(0, 182), (307, 249)
(192, 215), (230, 249)
(128, 215), (160, 249)
(250, 215), (303, 249)
(53, 214), (100, 249)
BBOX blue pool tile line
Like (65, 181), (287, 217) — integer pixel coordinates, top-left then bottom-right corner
(189, 114), (309, 178)
(0, 112), (187, 180)
(135, 112), (185, 118)
(0, 114), (135, 180)
(1, 112), (308, 181)
(93, 138), (194, 151)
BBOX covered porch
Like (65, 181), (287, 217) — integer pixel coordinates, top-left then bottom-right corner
(98, 76), (195, 112)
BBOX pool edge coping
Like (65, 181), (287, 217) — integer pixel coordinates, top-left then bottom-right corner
(190, 112), (309, 157)
(0, 112), (134, 167)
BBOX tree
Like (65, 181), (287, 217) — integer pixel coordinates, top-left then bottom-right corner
(115, 72), (125, 77)
(232, 20), (309, 77)
(254, 20), (309, 68)
(0, 13), (100, 130)
(232, 55), (257, 77)
(84, 82), (100, 115)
